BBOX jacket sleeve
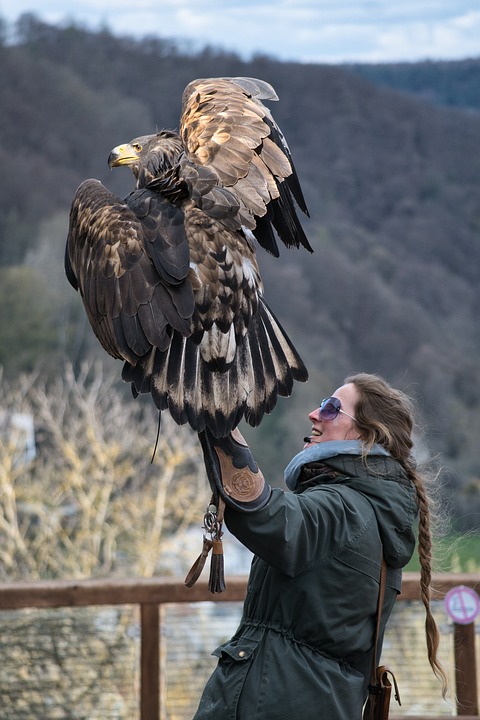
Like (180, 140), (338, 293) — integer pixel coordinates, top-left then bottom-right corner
(225, 485), (375, 577)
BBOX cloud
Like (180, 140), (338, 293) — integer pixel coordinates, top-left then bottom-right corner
(358, 9), (480, 63)
(2, 0), (480, 62)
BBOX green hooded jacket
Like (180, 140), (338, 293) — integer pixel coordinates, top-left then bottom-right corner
(193, 445), (418, 720)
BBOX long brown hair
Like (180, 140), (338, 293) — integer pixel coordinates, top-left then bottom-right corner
(345, 372), (448, 697)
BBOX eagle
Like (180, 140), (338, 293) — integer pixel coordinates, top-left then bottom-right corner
(65, 77), (312, 442)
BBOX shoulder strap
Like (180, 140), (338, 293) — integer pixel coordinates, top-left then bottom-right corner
(370, 556), (387, 685)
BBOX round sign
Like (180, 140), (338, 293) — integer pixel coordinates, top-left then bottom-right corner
(444, 585), (480, 625)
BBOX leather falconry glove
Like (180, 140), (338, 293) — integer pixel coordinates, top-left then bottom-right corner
(198, 427), (271, 512)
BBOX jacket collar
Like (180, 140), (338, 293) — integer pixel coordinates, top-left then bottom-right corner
(284, 440), (389, 491)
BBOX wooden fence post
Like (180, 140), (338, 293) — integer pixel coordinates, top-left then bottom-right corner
(454, 622), (479, 716)
(141, 603), (160, 720)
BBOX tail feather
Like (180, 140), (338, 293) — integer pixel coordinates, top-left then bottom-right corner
(261, 301), (308, 386)
(123, 297), (307, 436)
(241, 327), (267, 427)
(251, 315), (278, 415)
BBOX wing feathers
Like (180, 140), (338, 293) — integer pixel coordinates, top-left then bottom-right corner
(65, 179), (195, 366)
(180, 76), (311, 255)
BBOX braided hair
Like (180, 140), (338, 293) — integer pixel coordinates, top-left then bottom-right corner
(345, 372), (448, 697)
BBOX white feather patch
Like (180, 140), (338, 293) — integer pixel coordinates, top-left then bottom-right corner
(200, 323), (237, 365)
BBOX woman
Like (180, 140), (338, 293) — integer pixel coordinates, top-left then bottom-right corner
(194, 373), (447, 720)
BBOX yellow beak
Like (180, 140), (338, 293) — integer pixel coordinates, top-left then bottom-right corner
(107, 144), (139, 168)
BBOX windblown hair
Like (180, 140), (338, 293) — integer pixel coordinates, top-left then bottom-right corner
(345, 372), (448, 697)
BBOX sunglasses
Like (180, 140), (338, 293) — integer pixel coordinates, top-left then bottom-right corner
(319, 397), (356, 422)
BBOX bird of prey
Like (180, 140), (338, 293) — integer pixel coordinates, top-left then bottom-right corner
(65, 76), (312, 440)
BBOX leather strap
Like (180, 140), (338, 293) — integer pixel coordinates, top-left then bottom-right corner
(184, 536), (214, 588)
(370, 556), (387, 686)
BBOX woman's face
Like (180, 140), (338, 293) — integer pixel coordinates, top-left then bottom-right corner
(304, 382), (361, 447)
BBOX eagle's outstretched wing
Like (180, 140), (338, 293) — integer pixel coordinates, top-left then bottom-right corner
(66, 179), (193, 361)
(66, 77), (311, 437)
(180, 77), (311, 257)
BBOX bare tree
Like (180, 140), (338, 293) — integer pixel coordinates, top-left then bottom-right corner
(0, 362), (207, 581)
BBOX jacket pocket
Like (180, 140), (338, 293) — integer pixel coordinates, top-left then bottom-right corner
(194, 639), (258, 720)
(214, 637), (257, 663)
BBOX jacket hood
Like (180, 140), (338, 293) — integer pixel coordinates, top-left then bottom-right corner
(285, 441), (418, 568)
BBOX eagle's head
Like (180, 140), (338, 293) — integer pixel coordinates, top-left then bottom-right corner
(108, 130), (184, 188)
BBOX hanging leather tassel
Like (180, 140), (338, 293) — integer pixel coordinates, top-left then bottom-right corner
(184, 535), (213, 588)
(208, 536), (226, 593)
(185, 497), (227, 592)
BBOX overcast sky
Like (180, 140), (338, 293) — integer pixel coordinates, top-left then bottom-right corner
(2, 0), (480, 64)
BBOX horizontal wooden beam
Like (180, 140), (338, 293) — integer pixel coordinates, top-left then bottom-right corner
(0, 572), (478, 610)
(0, 576), (249, 609)
(399, 572), (480, 601)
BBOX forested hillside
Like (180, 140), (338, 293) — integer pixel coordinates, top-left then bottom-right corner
(1, 13), (479, 529)
(346, 58), (480, 111)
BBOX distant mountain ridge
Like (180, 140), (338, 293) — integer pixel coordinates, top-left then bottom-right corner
(344, 58), (480, 112)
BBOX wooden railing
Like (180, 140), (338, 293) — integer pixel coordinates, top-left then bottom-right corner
(0, 572), (478, 719)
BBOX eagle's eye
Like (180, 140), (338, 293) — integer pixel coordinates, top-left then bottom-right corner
(132, 143), (142, 152)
